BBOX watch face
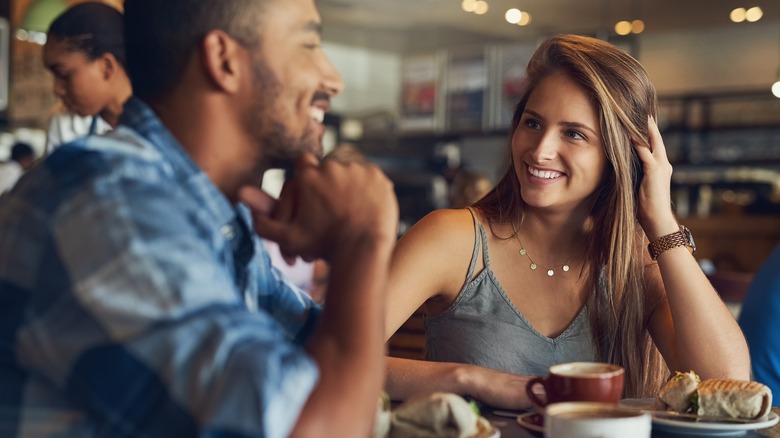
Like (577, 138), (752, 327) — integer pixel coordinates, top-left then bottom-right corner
(682, 226), (696, 253)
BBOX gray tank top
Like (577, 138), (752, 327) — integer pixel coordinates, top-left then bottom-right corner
(424, 208), (596, 376)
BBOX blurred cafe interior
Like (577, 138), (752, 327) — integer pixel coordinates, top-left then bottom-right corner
(1, 0), (779, 356)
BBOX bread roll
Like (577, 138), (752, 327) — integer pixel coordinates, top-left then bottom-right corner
(697, 379), (772, 419)
(658, 371), (700, 413)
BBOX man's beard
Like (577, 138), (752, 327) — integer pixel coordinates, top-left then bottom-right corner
(246, 55), (320, 172)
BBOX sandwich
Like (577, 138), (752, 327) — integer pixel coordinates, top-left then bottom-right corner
(658, 370), (700, 413)
(387, 392), (491, 438)
(657, 371), (773, 420)
(696, 379), (772, 420)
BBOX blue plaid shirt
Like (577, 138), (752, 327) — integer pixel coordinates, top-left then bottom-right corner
(0, 98), (322, 437)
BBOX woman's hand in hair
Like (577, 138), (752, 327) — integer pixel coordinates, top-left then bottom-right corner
(632, 116), (679, 241)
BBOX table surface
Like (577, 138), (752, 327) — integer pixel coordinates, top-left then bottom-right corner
(483, 406), (780, 438)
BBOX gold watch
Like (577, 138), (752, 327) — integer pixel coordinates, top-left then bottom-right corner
(647, 225), (696, 260)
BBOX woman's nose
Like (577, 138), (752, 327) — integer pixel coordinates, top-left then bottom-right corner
(52, 78), (66, 99)
(529, 132), (558, 162)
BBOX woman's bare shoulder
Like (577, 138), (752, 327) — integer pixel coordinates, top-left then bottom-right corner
(400, 208), (478, 247)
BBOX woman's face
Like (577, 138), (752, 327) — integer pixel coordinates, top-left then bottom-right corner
(43, 38), (111, 117)
(511, 70), (608, 212)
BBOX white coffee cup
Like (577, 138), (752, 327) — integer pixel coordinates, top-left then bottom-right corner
(544, 402), (651, 438)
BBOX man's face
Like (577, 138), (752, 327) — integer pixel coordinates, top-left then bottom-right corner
(245, 0), (344, 167)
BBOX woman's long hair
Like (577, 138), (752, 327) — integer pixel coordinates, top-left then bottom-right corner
(473, 34), (667, 397)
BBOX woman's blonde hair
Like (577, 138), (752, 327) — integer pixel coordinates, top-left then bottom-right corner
(474, 34), (667, 397)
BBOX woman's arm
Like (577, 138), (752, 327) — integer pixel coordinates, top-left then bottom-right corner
(384, 208), (474, 339)
(386, 357), (535, 410)
(384, 208), (535, 410)
(637, 117), (750, 380)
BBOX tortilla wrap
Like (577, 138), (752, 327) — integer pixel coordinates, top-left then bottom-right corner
(658, 371), (700, 413)
(390, 392), (479, 438)
(697, 379), (773, 419)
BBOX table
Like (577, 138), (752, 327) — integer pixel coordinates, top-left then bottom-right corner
(483, 406), (780, 437)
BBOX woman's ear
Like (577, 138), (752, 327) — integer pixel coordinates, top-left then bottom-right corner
(99, 53), (119, 81)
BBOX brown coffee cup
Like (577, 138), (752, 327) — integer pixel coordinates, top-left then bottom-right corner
(525, 362), (624, 410)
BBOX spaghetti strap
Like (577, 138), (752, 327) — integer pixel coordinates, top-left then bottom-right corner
(464, 207), (482, 283)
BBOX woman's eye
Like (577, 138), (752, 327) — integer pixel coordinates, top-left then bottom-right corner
(524, 119), (541, 129)
(565, 130), (586, 140)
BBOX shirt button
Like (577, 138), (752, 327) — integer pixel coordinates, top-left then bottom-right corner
(220, 225), (235, 240)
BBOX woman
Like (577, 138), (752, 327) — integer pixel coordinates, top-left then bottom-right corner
(384, 34), (749, 410)
(42, 2), (131, 152)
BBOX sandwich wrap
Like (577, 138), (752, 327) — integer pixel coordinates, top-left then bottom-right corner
(697, 379), (773, 419)
(389, 392), (480, 438)
(658, 371), (700, 413)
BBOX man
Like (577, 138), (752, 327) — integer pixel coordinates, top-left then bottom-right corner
(0, 0), (398, 437)
(0, 141), (35, 193)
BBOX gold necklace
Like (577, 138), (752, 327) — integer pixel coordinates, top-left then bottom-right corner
(516, 235), (573, 277)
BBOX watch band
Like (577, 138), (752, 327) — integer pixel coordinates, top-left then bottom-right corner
(647, 225), (695, 260)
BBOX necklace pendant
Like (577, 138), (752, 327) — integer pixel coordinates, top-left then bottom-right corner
(562, 265), (570, 272)
(519, 248), (527, 256)
(547, 269), (554, 277)
(530, 262), (537, 270)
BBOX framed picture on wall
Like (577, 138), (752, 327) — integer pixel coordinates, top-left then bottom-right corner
(0, 17), (9, 112)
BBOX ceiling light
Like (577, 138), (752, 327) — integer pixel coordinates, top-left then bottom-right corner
(505, 8), (521, 24)
(473, 0), (489, 15)
(773, 65), (780, 98)
(745, 6), (763, 22)
(730, 8), (746, 23)
(631, 19), (645, 34)
(461, 0), (477, 13)
(518, 12), (532, 26)
(615, 21), (632, 36)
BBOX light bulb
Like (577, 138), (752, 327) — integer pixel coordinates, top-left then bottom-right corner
(772, 80), (780, 99)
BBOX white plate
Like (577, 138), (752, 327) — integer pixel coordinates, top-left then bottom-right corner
(619, 398), (779, 436)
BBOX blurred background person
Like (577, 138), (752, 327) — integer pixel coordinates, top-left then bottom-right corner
(738, 243), (780, 396)
(449, 167), (491, 208)
(0, 142), (36, 193)
(42, 2), (130, 153)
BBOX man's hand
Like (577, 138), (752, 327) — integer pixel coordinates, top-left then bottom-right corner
(239, 153), (398, 262)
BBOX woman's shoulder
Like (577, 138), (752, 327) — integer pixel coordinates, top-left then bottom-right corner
(406, 208), (479, 239)
(395, 208), (482, 258)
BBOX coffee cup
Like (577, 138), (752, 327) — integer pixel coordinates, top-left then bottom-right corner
(544, 402), (651, 438)
(526, 362), (624, 409)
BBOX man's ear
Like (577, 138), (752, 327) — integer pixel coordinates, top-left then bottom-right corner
(201, 30), (244, 94)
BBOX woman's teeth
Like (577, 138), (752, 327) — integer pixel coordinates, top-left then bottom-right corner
(529, 166), (562, 179)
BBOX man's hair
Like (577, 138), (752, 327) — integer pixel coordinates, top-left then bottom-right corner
(10, 142), (34, 162)
(47, 2), (127, 70)
(124, 0), (267, 101)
